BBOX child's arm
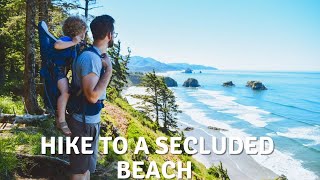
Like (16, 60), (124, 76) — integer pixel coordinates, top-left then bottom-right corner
(54, 36), (82, 50)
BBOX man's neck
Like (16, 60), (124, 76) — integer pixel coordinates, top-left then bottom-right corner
(93, 40), (108, 53)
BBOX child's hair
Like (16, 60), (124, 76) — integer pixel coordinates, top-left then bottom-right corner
(62, 16), (87, 38)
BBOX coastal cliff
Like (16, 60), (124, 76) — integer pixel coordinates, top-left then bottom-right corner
(0, 94), (227, 179)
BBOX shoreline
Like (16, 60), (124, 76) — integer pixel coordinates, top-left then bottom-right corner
(122, 86), (279, 180)
(179, 122), (278, 180)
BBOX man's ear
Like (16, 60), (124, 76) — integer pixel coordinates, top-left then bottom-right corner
(103, 32), (111, 41)
(107, 32), (112, 41)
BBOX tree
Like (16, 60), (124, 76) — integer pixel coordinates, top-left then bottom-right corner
(38, 0), (50, 22)
(24, 0), (43, 114)
(76, 0), (102, 40)
(208, 161), (230, 180)
(0, 1), (9, 85)
(134, 71), (181, 130)
(108, 40), (131, 93)
(0, 0), (26, 89)
(139, 70), (163, 125)
(158, 79), (181, 132)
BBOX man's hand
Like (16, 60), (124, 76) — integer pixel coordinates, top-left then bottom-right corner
(101, 53), (112, 70)
(82, 61), (113, 103)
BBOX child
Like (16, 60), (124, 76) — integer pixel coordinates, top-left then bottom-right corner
(54, 16), (87, 136)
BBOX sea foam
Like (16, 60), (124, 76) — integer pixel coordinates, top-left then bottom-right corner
(175, 89), (318, 180)
(123, 86), (318, 180)
(189, 89), (276, 127)
(276, 126), (320, 147)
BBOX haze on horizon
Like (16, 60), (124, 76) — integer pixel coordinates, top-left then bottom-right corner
(75, 0), (320, 71)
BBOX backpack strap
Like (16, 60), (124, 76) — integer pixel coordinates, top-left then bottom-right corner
(69, 45), (105, 132)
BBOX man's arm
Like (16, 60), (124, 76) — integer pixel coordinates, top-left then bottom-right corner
(82, 66), (112, 103)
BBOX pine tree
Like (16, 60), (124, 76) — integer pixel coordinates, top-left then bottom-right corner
(133, 70), (162, 126)
(24, 0), (43, 114)
(38, 0), (50, 22)
(134, 72), (181, 131)
(208, 161), (230, 180)
(108, 40), (131, 93)
(158, 77), (181, 132)
(0, 0), (26, 87)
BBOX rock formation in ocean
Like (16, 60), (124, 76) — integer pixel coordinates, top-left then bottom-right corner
(184, 127), (194, 131)
(246, 81), (267, 90)
(208, 126), (228, 131)
(222, 81), (235, 87)
(164, 77), (178, 87)
(183, 78), (200, 87)
(184, 68), (193, 73)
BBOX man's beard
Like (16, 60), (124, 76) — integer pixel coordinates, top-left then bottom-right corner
(108, 39), (114, 48)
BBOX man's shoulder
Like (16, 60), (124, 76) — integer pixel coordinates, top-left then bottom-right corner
(76, 50), (102, 75)
(78, 50), (101, 62)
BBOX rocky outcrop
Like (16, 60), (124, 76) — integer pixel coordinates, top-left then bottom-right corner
(184, 127), (194, 131)
(208, 126), (228, 131)
(164, 77), (178, 87)
(183, 78), (200, 87)
(275, 175), (288, 180)
(184, 68), (193, 73)
(222, 81), (235, 87)
(246, 81), (267, 90)
(127, 73), (144, 86)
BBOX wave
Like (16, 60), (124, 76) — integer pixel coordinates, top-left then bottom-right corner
(276, 126), (320, 147)
(302, 99), (320, 106)
(123, 86), (319, 180)
(266, 132), (320, 155)
(242, 95), (320, 114)
(269, 112), (316, 127)
(188, 89), (278, 128)
(179, 102), (318, 180)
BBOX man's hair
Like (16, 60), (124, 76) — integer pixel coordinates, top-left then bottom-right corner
(90, 15), (115, 40)
(62, 16), (87, 38)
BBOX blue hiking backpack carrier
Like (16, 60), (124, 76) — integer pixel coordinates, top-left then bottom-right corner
(38, 21), (105, 119)
(38, 21), (59, 114)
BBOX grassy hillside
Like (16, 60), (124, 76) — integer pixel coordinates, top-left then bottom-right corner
(101, 96), (221, 179)
(0, 94), (225, 179)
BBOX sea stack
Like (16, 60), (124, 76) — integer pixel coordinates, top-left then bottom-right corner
(164, 77), (178, 87)
(184, 68), (193, 73)
(184, 127), (194, 131)
(222, 81), (235, 87)
(246, 81), (267, 90)
(183, 78), (200, 87)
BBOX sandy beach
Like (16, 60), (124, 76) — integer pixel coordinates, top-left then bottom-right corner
(180, 122), (278, 180)
(122, 86), (279, 180)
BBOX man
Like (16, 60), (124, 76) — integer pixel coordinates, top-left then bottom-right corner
(68, 15), (115, 180)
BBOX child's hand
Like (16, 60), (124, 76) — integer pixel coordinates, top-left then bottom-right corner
(72, 35), (82, 44)
(101, 53), (112, 69)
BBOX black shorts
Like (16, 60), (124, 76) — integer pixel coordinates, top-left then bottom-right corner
(54, 65), (67, 81)
(67, 117), (100, 174)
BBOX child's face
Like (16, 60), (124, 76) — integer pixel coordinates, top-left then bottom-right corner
(78, 29), (86, 40)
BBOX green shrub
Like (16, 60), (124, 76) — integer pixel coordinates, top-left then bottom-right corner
(275, 175), (288, 180)
(0, 137), (18, 179)
(208, 162), (230, 180)
(14, 132), (43, 155)
(0, 96), (24, 114)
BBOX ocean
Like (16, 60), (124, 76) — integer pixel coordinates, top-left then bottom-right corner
(157, 70), (320, 180)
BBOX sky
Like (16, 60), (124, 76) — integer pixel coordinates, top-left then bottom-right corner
(74, 0), (320, 71)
